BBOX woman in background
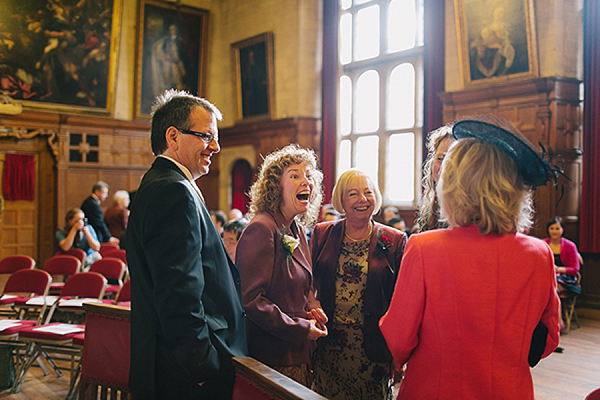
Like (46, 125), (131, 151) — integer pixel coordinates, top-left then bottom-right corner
(56, 207), (101, 268)
(381, 118), (560, 399)
(236, 144), (327, 386)
(311, 169), (406, 399)
(544, 216), (581, 295)
(415, 124), (454, 232)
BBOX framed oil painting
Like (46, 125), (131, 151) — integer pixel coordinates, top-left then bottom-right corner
(231, 32), (275, 122)
(455, 0), (539, 87)
(0, 0), (122, 114)
(135, 0), (209, 118)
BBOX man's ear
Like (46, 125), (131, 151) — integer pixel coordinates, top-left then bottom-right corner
(165, 126), (180, 150)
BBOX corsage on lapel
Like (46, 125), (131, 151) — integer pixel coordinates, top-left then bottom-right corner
(280, 226), (299, 266)
(374, 230), (392, 257)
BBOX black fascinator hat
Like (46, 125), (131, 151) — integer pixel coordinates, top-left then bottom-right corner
(452, 117), (563, 188)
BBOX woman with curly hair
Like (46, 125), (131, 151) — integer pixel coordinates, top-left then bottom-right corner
(311, 169), (406, 399)
(415, 124), (454, 232)
(235, 143), (328, 386)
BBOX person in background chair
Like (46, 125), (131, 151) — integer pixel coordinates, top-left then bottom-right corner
(388, 216), (411, 238)
(222, 218), (248, 263)
(544, 216), (581, 295)
(228, 208), (243, 221)
(127, 89), (247, 399)
(81, 181), (120, 245)
(210, 209), (227, 235)
(380, 117), (561, 399)
(104, 190), (130, 241)
(56, 208), (101, 268)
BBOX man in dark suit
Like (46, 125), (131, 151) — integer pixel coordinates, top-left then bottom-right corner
(81, 181), (119, 245)
(127, 89), (247, 399)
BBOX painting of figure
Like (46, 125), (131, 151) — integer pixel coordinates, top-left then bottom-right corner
(456, 0), (538, 85)
(0, 0), (121, 113)
(135, 1), (208, 118)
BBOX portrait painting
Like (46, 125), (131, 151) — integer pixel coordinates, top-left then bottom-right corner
(135, 0), (209, 118)
(455, 0), (539, 86)
(0, 0), (122, 114)
(232, 32), (274, 121)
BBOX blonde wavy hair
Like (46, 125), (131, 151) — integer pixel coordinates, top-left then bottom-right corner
(247, 144), (323, 228)
(437, 138), (534, 235)
(416, 124), (454, 232)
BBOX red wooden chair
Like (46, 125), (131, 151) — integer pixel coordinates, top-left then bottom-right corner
(103, 249), (127, 265)
(0, 269), (53, 322)
(55, 248), (86, 266)
(14, 272), (107, 394)
(89, 258), (126, 297)
(0, 255), (36, 274)
(102, 279), (131, 307)
(99, 243), (119, 257)
(44, 255), (82, 295)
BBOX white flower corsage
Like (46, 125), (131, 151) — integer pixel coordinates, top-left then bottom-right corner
(280, 228), (299, 266)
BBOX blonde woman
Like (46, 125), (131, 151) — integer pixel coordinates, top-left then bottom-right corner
(235, 144), (327, 386)
(311, 169), (406, 399)
(380, 119), (561, 399)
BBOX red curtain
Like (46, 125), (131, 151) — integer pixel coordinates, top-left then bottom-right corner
(3, 154), (35, 201)
(580, 0), (600, 252)
(320, 0), (338, 204)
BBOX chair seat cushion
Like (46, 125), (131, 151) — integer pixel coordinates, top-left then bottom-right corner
(105, 285), (121, 294)
(19, 323), (85, 341)
(0, 320), (36, 336)
(72, 332), (85, 346)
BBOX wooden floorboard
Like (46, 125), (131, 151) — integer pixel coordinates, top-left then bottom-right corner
(0, 316), (598, 399)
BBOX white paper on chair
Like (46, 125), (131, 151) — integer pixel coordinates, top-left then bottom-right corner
(58, 298), (101, 308)
(0, 320), (21, 331)
(25, 296), (59, 305)
(0, 295), (17, 300)
(34, 324), (84, 335)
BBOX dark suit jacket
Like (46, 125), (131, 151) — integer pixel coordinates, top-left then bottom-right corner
(81, 195), (112, 243)
(311, 219), (406, 363)
(127, 157), (247, 399)
(235, 211), (313, 367)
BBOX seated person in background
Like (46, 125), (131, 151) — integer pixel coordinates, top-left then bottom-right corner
(56, 208), (101, 268)
(104, 190), (130, 240)
(382, 205), (399, 225)
(209, 210), (227, 235)
(228, 208), (243, 221)
(223, 218), (248, 263)
(388, 216), (411, 238)
(319, 203), (336, 222)
(544, 216), (581, 295)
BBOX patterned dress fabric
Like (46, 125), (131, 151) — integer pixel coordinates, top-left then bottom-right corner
(313, 238), (392, 399)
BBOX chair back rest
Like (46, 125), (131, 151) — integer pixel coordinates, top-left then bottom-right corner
(89, 258), (125, 282)
(3, 269), (52, 296)
(115, 280), (131, 303)
(0, 255), (36, 274)
(44, 255), (81, 276)
(61, 272), (107, 299)
(103, 249), (127, 264)
(99, 243), (120, 257)
(81, 303), (130, 392)
(55, 248), (86, 264)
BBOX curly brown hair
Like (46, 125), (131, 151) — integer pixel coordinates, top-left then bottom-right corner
(247, 144), (323, 228)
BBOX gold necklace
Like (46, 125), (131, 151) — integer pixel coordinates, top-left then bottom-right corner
(345, 223), (373, 242)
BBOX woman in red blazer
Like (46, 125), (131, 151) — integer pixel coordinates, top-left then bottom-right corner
(236, 144), (327, 387)
(380, 118), (561, 400)
(311, 169), (406, 399)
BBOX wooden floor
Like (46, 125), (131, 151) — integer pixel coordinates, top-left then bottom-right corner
(0, 314), (599, 399)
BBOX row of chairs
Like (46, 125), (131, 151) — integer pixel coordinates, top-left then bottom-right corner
(0, 267), (131, 396)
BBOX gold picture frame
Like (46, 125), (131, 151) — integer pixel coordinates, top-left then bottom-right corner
(231, 32), (275, 122)
(0, 0), (123, 115)
(134, 0), (209, 118)
(455, 0), (539, 87)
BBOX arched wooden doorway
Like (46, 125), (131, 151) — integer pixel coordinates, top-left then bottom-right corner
(231, 159), (252, 214)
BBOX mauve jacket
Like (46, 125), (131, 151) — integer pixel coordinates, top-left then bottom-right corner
(236, 210), (314, 367)
(311, 219), (406, 363)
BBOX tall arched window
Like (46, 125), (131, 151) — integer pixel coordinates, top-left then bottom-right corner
(337, 0), (424, 206)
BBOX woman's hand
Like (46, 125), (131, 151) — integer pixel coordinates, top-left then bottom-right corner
(307, 319), (328, 340)
(307, 307), (328, 330)
(555, 265), (566, 274)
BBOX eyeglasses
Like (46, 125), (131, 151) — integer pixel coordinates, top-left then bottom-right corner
(176, 127), (218, 144)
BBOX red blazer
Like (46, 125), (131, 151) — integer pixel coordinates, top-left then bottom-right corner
(236, 211), (313, 367)
(311, 219), (406, 363)
(380, 226), (560, 400)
